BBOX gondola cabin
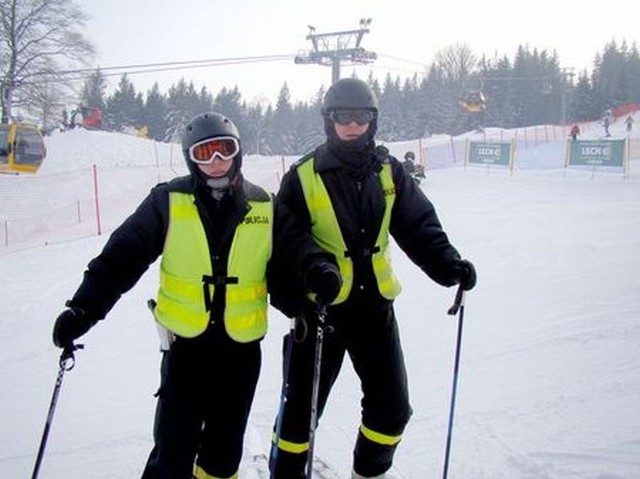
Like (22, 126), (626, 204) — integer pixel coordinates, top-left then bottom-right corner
(458, 90), (487, 113)
(0, 122), (46, 174)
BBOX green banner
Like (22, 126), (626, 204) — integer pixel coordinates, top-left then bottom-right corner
(468, 141), (511, 166)
(568, 139), (625, 167)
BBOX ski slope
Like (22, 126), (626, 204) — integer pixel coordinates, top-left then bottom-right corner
(0, 120), (639, 478)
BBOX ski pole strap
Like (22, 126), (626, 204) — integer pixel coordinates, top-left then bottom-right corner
(447, 285), (465, 316)
(59, 343), (83, 371)
(293, 316), (308, 343)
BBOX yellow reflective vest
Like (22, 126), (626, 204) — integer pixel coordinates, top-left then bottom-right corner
(153, 191), (271, 342)
(296, 158), (401, 304)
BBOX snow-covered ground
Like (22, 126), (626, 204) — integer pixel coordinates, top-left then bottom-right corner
(0, 117), (639, 478)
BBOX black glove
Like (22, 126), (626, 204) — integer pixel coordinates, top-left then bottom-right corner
(52, 307), (96, 348)
(450, 259), (477, 291)
(304, 260), (342, 305)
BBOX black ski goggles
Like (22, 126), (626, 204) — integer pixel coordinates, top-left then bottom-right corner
(329, 109), (375, 126)
(187, 136), (240, 164)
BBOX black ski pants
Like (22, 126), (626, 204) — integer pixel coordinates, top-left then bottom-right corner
(141, 323), (261, 479)
(270, 298), (413, 478)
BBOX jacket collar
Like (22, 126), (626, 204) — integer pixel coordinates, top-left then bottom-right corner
(313, 144), (342, 173)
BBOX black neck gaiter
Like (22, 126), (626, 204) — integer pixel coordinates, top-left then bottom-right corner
(324, 115), (379, 177)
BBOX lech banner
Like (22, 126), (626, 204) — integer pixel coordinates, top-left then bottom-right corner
(567, 139), (626, 167)
(468, 141), (512, 167)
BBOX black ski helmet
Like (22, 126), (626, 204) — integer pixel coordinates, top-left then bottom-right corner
(181, 112), (242, 177)
(405, 151), (415, 161)
(322, 78), (378, 114)
(321, 78), (379, 152)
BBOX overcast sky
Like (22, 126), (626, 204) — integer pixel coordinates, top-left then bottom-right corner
(82, 0), (640, 105)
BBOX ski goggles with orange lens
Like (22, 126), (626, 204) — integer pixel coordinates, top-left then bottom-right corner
(188, 136), (240, 164)
(329, 109), (375, 126)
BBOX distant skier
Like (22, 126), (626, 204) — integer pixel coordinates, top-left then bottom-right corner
(267, 78), (477, 479)
(52, 112), (273, 479)
(402, 150), (416, 175)
(570, 124), (580, 141)
(625, 115), (635, 133)
(402, 151), (426, 184)
(603, 110), (613, 137)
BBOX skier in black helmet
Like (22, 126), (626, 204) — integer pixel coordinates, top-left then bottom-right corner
(402, 151), (425, 185)
(267, 77), (477, 478)
(52, 112), (273, 478)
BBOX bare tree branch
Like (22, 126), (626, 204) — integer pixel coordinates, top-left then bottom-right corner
(1, 0), (95, 124)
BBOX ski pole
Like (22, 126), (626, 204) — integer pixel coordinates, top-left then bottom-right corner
(306, 305), (331, 479)
(271, 317), (296, 470)
(442, 285), (466, 479)
(31, 343), (83, 479)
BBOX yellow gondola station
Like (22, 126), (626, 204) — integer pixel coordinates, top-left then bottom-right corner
(0, 122), (46, 174)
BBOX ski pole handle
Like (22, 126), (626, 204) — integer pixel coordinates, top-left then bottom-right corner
(315, 304), (334, 334)
(447, 285), (465, 316)
(316, 303), (327, 322)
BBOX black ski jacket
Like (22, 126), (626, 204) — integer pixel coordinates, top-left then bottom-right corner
(68, 174), (271, 325)
(268, 143), (463, 318)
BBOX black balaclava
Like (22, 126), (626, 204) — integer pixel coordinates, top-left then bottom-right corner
(320, 78), (380, 173)
(324, 113), (378, 173)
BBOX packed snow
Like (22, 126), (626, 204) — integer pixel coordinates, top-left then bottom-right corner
(0, 116), (639, 478)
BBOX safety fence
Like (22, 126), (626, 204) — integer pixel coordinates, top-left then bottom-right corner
(386, 125), (640, 175)
(2, 125), (639, 253)
(0, 158), (285, 253)
(382, 124), (570, 168)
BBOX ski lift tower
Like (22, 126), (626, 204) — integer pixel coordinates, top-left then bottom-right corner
(295, 18), (377, 84)
(559, 67), (575, 125)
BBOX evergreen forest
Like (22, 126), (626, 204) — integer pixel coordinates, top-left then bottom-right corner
(75, 40), (640, 155)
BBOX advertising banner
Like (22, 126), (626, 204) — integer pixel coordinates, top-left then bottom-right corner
(567, 139), (625, 167)
(468, 141), (512, 167)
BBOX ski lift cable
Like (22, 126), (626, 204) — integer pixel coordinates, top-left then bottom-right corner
(22, 54), (296, 83)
